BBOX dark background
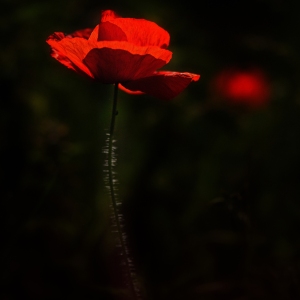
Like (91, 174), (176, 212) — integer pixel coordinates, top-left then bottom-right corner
(1, 0), (300, 299)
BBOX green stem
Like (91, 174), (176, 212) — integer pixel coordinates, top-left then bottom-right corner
(108, 83), (139, 300)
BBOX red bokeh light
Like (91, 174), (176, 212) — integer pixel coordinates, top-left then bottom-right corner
(212, 68), (271, 108)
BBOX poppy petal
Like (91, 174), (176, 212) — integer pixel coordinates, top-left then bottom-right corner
(83, 42), (172, 83)
(99, 10), (169, 48)
(98, 22), (127, 42)
(88, 25), (99, 42)
(67, 28), (93, 39)
(48, 28), (93, 42)
(48, 32), (66, 41)
(46, 36), (96, 77)
(121, 71), (200, 100)
(119, 84), (144, 95)
(104, 18), (170, 48)
(100, 10), (120, 22)
(98, 10), (126, 42)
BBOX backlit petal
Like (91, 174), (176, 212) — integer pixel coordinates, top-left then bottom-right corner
(46, 36), (96, 77)
(98, 10), (169, 47)
(119, 84), (144, 95)
(121, 71), (200, 100)
(83, 42), (172, 83)
(88, 25), (99, 42)
(98, 22), (127, 42)
(105, 18), (170, 48)
(48, 28), (93, 41)
(67, 28), (93, 39)
(100, 10), (119, 22)
(48, 32), (66, 41)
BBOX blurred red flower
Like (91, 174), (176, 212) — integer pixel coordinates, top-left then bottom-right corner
(212, 68), (270, 108)
(46, 10), (199, 100)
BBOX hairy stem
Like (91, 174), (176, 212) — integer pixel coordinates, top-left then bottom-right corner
(108, 83), (139, 300)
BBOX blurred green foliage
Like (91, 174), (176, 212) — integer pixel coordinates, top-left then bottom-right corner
(1, 0), (300, 299)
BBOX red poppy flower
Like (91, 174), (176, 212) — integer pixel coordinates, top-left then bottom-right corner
(212, 68), (270, 108)
(46, 10), (200, 100)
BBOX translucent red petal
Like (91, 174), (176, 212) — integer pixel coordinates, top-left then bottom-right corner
(98, 22), (127, 42)
(46, 36), (96, 77)
(67, 28), (93, 39)
(100, 10), (119, 22)
(98, 10), (170, 48)
(119, 84), (144, 95)
(107, 18), (170, 48)
(121, 71), (200, 100)
(83, 44), (172, 83)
